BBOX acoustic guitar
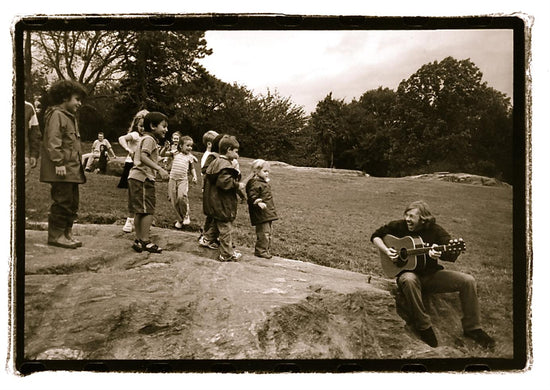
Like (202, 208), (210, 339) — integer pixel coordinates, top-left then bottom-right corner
(379, 234), (466, 278)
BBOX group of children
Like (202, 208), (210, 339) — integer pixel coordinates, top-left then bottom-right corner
(120, 110), (278, 261)
(39, 78), (278, 260)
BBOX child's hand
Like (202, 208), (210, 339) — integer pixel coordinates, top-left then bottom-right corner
(258, 202), (267, 210)
(56, 166), (66, 176)
(159, 168), (169, 180)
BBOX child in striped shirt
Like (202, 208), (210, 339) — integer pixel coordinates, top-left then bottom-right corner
(169, 135), (198, 228)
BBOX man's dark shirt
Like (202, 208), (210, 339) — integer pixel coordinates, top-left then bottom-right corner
(370, 219), (460, 275)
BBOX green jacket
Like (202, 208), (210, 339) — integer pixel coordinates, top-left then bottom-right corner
(40, 106), (86, 184)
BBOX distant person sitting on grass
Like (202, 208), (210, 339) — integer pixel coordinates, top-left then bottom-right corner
(82, 131), (117, 172)
(96, 144), (109, 174)
(127, 111), (169, 253)
(169, 135), (198, 228)
(370, 200), (495, 350)
(245, 159), (278, 259)
(39, 79), (88, 249)
(199, 135), (246, 262)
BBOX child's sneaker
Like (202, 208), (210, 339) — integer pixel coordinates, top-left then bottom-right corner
(141, 240), (163, 254)
(218, 251), (242, 262)
(183, 215), (191, 225)
(174, 221), (183, 229)
(198, 236), (219, 249)
(123, 217), (134, 233)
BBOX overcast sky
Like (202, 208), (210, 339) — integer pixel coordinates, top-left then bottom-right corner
(199, 29), (514, 113)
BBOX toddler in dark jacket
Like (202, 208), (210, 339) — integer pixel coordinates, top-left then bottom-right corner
(246, 159), (278, 259)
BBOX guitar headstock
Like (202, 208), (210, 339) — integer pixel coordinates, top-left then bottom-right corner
(447, 238), (466, 252)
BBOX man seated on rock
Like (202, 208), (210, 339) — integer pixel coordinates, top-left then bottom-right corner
(82, 132), (117, 172)
(370, 200), (495, 349)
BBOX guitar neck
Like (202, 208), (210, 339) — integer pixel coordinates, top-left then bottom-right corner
(407, 244), (448, 256)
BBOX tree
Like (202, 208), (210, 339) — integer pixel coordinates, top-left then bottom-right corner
(308, 93), (346, 168)
(31, 31), (132, 93)
(114, 30), (212, 132)
(390, 56), (513, 181)
(240, 89), (307, 161)
(339, 88), (398, 176)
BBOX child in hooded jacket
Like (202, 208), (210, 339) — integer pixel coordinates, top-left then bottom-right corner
(40, 79), (88, 249)
(246, 159), (278, 259)
(200, 135), (245, 262)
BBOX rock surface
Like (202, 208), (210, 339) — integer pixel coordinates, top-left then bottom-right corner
(407, 172), (511, 187)
(23, 224), (500, 362)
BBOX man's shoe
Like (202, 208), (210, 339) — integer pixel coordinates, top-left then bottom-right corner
(418, 327), (438, 348)
(464, 329), (496, 349)
(255, 252), (272, 259)
(48, 235), (79, 249)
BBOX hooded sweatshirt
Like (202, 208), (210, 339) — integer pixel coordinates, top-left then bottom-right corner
(203, 155), (241, 222)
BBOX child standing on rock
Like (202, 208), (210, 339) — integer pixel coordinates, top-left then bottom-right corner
(118, 109), (148, 233)
(246, 159), (278, 259)
(127, 111), (169, 253)
(200, 135), (245, 262)
(169, 135), (198, 228)
(39, 79), (88, 249)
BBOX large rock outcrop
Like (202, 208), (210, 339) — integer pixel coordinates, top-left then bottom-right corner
(23, 224), (500, 363)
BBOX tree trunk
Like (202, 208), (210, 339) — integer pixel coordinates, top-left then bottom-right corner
(24, 31), (32, 98)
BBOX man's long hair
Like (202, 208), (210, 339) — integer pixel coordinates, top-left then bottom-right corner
(404, 200), (436, 227)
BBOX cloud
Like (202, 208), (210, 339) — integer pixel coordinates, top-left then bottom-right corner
(200, 29), (513, 114)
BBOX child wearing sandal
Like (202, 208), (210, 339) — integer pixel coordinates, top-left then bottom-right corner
(128, 111), (169, 253)
(246, 159), (278, 259)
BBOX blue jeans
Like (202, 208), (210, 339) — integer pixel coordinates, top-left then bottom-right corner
(397, 270), (481, 332)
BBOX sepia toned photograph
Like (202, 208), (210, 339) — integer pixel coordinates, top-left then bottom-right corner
(14, 15), (526, 373)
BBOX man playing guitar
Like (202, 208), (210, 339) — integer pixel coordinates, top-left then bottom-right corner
(371, 200), (495, 349)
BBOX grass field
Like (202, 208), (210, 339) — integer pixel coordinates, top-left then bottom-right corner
(23, 142), (516, 350)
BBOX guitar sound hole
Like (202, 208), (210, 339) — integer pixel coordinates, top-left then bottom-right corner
(397, 248), (408, 266)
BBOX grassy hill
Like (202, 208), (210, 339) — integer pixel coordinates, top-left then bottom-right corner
(23, 148), (515, 356)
